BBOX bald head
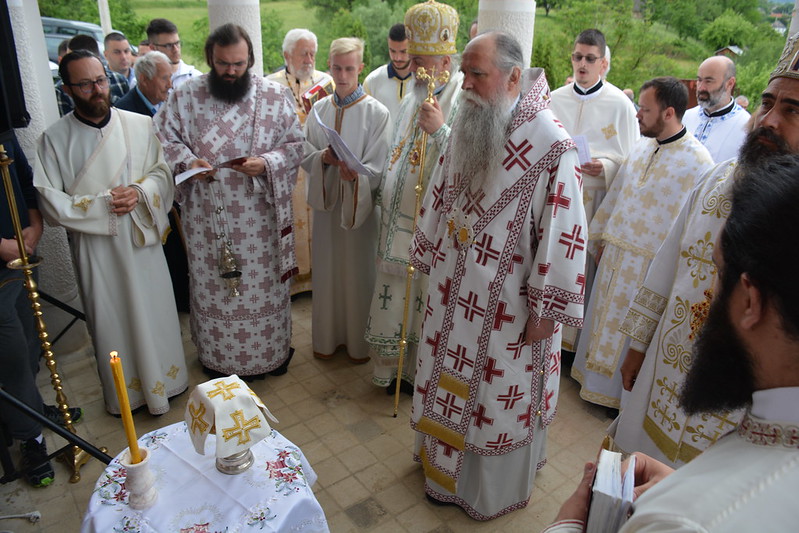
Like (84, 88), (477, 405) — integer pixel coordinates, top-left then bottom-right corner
(696, 55), (736, 112)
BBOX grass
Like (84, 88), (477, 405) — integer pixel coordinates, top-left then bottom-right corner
(129, 0), (317, 68)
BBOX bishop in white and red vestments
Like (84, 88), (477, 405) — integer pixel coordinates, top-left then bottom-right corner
(410, 66), (587, 520)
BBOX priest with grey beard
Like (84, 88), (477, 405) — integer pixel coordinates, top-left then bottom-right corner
(409, 31), (588, 520)
(366, 0), (464, 394)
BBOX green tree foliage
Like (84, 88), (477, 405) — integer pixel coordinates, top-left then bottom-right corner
(700, 10), (758, 50)
(38, 0), (147, 43)
(261, 10), (287, 73)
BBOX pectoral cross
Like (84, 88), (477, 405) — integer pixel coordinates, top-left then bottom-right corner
(416, 67), (450, 104)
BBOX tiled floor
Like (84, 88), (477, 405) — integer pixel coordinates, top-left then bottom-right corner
(0, 294), (610, 532)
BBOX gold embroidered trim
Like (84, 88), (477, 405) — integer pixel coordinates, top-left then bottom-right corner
(634, 287), (668, 315)
(221, 409), (261, 445)
(416, 415), (465, 452)
(74, 197), (94, 212)
(439, 372), (469, 399)
(619, 308), (659, 345)
(420, 444), (457, 493)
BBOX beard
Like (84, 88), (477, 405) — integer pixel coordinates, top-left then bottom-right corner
(293, 64), (314, 82)
(392, 59), (410, 71)
(73, 91), (111, 120)
(449, 90), (514, 192)
(738, 126), (792, 167)
(208, 68), (252, 104)
(679, 285), (756, 416)
(639, 115), (665, 139)
(697, 87), (725, 111)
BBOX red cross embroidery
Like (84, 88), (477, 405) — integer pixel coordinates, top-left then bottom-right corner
(547, 182), (572, 216)
(446, 344), (475, 373)
(538, 262), (551, 276)
(549, 350), (561, 376)
(435, 392), (463, 418)
(492, 301), (515, 331)
(431, 181), (445, 212)
(497, 385), (524, 410)
(486, 433), (514, 450)
(474, 234), (501, 266)
(576, 273), (586, 295)
(559, 225), (585, 260)
(457, 291), (486, 322)
(425, 331), (442, 353)
(544, 389), (556, 411)
(482, 357), (505, 383)
(574, 165), (583, 189)
(472, 404), (495, 428)
(439, 440), (458, 457)
(424, 298), (434, 321)
(508, 253), (524, 274)
(543, 293), (569, 313)
(463, 188), (486, 216)
(517, 407), (533, 428)
(503, 139), (533, 171)
(438, 277), (453, 306)
(506, 332), (526, 360)
(431, 238), (446, 268)
(416, 379), (430, 402)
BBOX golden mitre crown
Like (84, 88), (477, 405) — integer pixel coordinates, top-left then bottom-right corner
(770, 32), (799, 83)
(405, 0), (459, 56)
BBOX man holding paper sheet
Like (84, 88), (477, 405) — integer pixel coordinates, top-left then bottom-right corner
(302, 37), (390, 364)
(571, 78), (714, 409)
(155, 24), (304, 379)
(550, 29), (638, 353)
(545, 154), (799, 532)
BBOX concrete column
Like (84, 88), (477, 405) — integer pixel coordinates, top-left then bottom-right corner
(791, 0), (799, 37)
(98, 0), (112, 36)
(207, 0), (263, 76)
(8, 0), (91, 358)
(477, 0), (536, 67)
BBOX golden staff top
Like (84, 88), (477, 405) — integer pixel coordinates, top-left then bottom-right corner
(0, 144), (37, 270)
(392, 66), (449, 417)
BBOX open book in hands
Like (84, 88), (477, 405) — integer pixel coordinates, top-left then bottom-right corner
(585, 449), (636, 533)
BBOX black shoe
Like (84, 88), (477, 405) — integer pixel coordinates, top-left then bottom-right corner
(268, 347), (294, 377)
(425, 493), (458, 507)
(20, 438), (54, 488)
(202, 366), (229, 379)
(385, 378), (414, 396)
(43, 404), (83, 426)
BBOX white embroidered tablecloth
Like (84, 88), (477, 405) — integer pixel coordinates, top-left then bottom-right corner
(81, 422), (328, 532)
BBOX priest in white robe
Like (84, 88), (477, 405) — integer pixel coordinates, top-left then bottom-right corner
(34, 50), (187, 415)
(612, 40), (799, 467)
(545, 152), (799, 533)
(366, 0), (462, 390)
(267, 29), (334, 295)
(571, 77), (714, 409)
(550, 29), (639, 352)
(155, 24), (304, 378)
(683, 55), (750, 164)
(302, 37), (391, 363)
(411, 33), (586, 521)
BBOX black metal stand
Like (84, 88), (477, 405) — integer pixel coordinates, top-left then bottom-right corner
(0, 385), (112, 484)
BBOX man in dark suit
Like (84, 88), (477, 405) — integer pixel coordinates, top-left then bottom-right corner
(116, 51), (191, 313)
(115, 51), (172, 116)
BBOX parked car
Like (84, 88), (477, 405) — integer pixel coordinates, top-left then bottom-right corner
(41, 16), (104, 43)
(45, 32), (72, 63)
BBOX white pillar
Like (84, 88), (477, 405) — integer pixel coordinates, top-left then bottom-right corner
(8, 0), (92, 357)
(98, 0), (112, 36)
(207, 0), (263, 76)
(791, 0), (799, 37)
(477, 0), (536, 67)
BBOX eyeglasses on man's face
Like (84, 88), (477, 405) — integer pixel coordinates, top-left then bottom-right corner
(67, 76), (109, 94)
(571, 53), (603, 64)
(154, 40), (181, 50)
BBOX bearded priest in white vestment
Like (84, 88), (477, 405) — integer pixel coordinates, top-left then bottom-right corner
(303, 38), (390, 363)
(155, 25), (304, 378)
(571, 78), (714, 409)
(366, 0), (462, 390)
(550, 29), (638, 352)
(410, 33), (586, 520)
(546, 153), (799, 533)
(34, 51), (187, 415)
(610, 37), (799, 467)
(267, 29), (334, 295)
